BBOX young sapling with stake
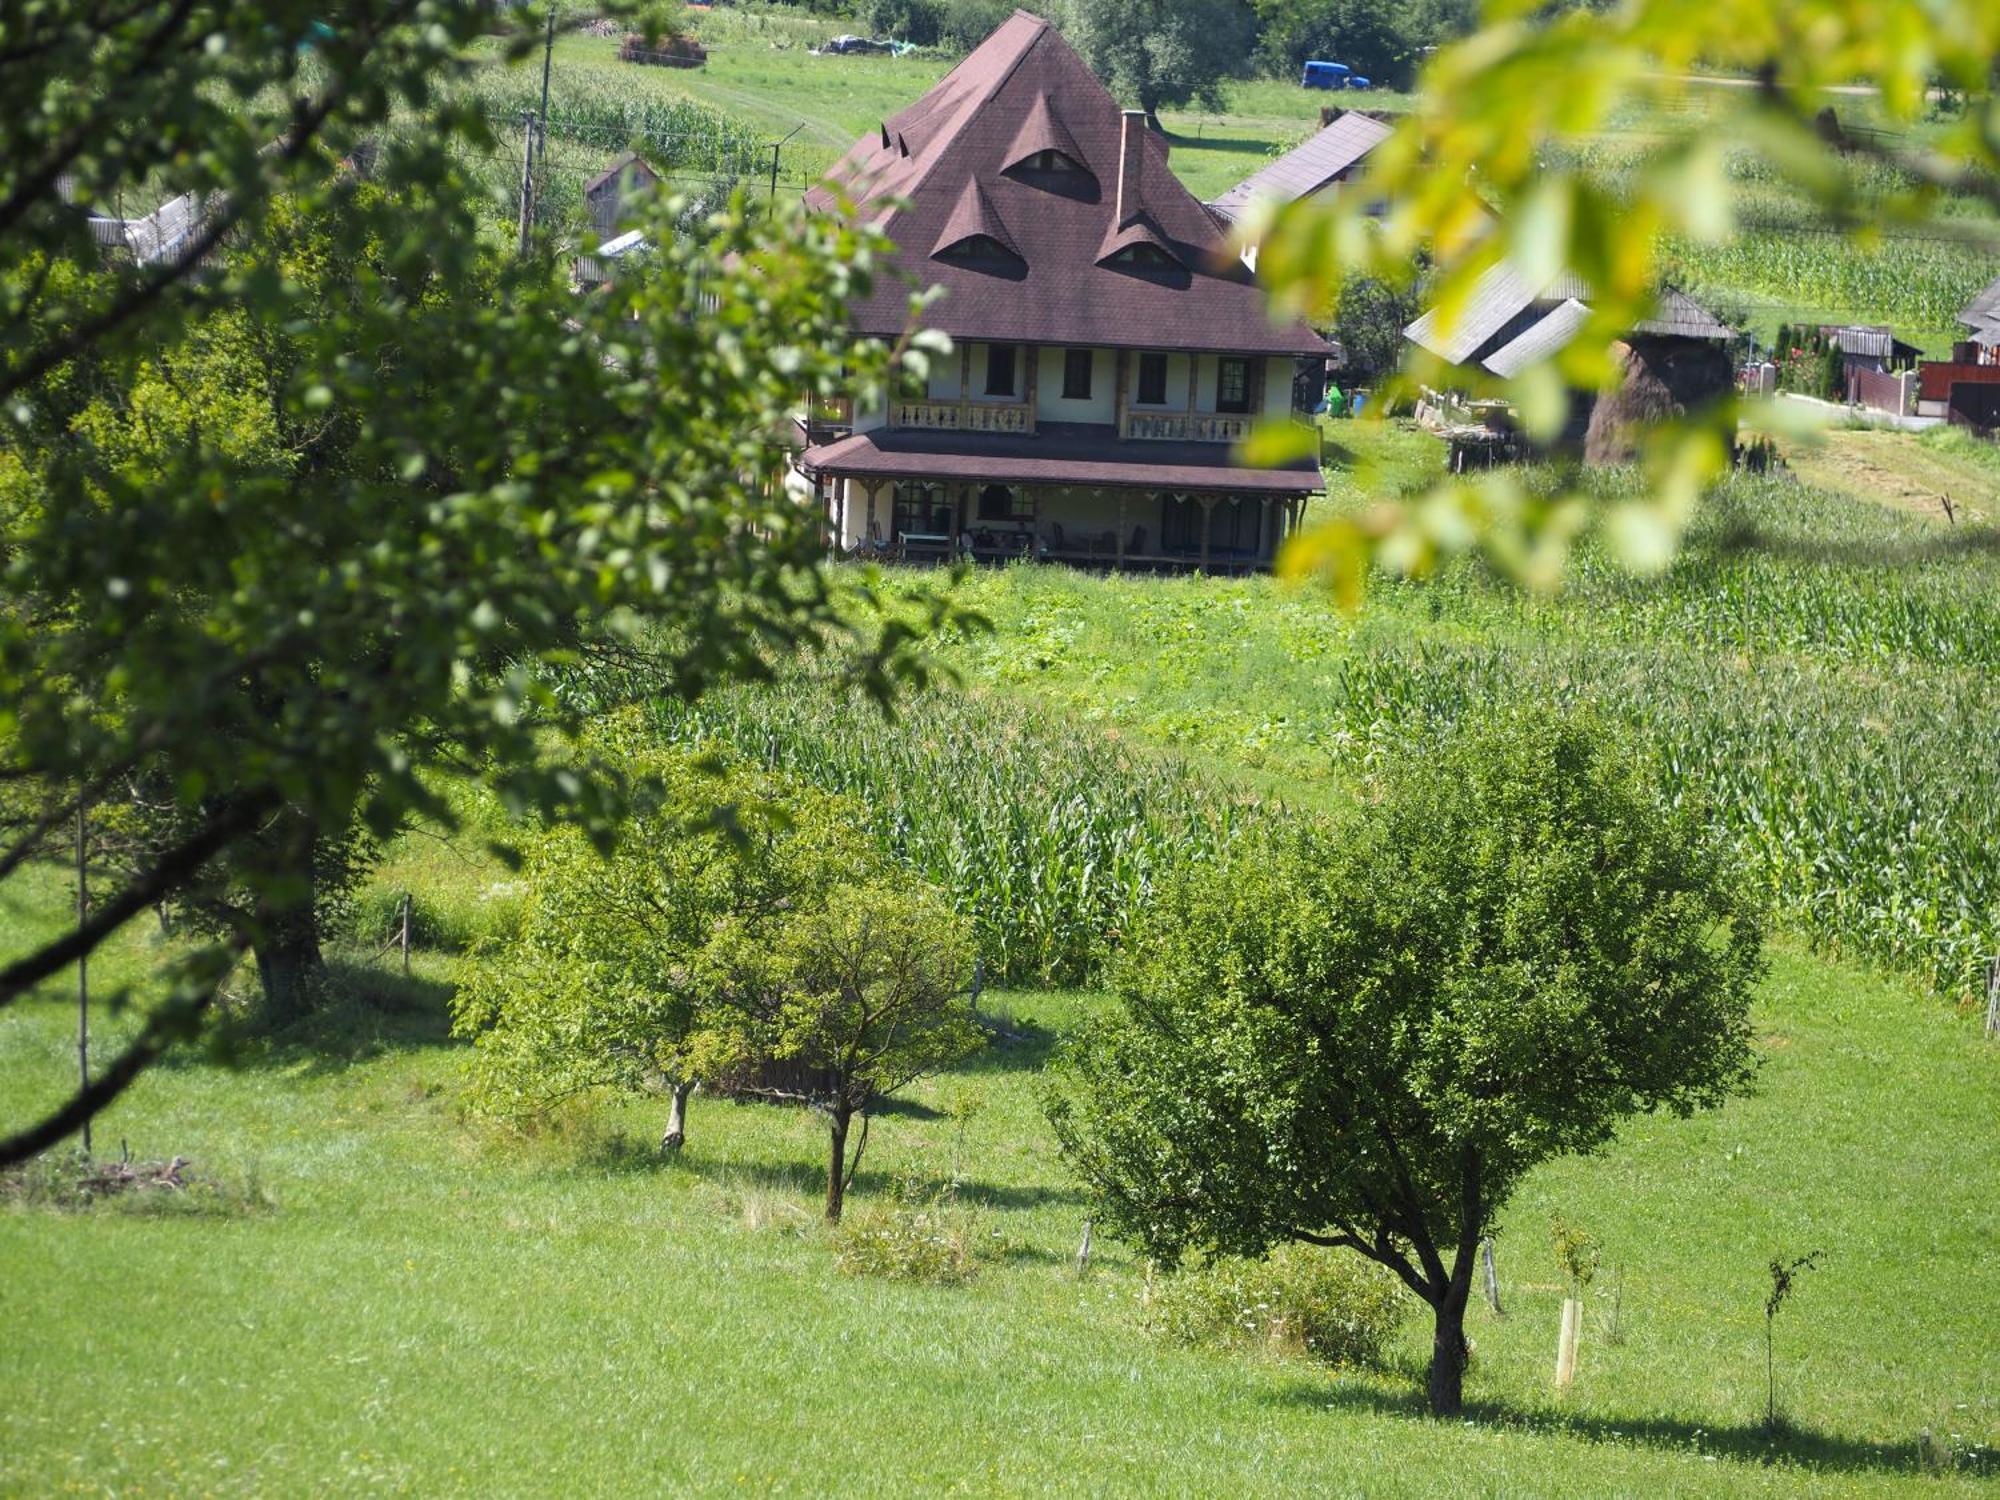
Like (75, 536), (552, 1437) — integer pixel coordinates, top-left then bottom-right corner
(1551, 1217), (1600, 1390)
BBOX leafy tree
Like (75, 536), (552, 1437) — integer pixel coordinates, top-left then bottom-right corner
(714, 877), (980, 1222)
(1253, 0), (1413, 87)
(1048, 711), (1764, 1415)
(1327, 274), (1424, 383)
(1051, 0), (1255, 127)
(449, 743), (855, 1153)
(0, 1), (961, 1164)
(1253, 0), (2000, 597)
(453, 738), (978, 1221)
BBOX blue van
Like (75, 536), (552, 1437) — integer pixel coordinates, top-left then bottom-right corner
(1300, 60), (1351, 89)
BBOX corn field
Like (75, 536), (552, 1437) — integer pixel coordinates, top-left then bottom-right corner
(650, 680), (1245, 988)
(1662, 231), (1994, 332)
(464, 72), (767, 176)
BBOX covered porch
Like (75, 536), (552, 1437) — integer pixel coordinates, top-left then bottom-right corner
(798, 422), (1322, 574)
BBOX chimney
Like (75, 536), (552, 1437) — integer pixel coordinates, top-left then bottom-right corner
(1116, 109), (1146, 226)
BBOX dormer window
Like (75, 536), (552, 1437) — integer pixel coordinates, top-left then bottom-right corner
(1109, 242), (1176, 270)
(1019, 148), (1083, 173)
(937, 234), (1019, 265)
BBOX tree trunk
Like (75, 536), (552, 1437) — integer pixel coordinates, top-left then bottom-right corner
(249, 807), (325, 1023)
(825, 1103), (852, 1222)
(660, 1080), (693, 1152)
(251, 892), (323, 1023)
(1427, 1283), (1471, 1416)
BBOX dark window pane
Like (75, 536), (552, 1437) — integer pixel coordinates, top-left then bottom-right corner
(1218, 357), (1251, 413)
(985, 344), (1017, 396)
(1137, 352), (1168, 405)
(978, 484), (1015, 520)
(1062, 348), (1093, 400)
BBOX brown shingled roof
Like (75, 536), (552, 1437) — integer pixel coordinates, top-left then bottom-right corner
(801, 421), (1324, 494)
(933, 178), (1022, 260)
(807, 10), (1329, 358)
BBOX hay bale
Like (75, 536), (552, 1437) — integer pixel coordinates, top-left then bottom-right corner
(1584, 336), (1734, 466)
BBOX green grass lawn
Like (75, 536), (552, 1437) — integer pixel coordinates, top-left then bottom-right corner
(2, 877), (1995, 1495)
(508, 26), (1349, 204)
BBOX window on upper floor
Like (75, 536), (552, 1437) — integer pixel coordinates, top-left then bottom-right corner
(985, 344), (1018, 397)
(1137, 352), (1168, 406)
(1062, 348), (1093, 401)
(1217, 357), (1251, 414)
(1020, 148), (1084, 173)
(1109, 242), (1178, 271)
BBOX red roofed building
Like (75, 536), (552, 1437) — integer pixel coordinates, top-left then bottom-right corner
(796, 9), (1334, 571)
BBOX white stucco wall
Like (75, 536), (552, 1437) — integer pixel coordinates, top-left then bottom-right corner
(1035, 347), (1116, 424)
(1263, 357), (1296, 419)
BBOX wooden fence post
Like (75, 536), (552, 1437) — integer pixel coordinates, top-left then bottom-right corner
(399, 892), (412, 978)
(1984, 956), (1998, 1040)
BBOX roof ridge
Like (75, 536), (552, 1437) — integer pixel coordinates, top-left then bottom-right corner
(877, 12), (1053, 219)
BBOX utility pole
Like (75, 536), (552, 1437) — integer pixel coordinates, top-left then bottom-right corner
(517, 109), (537, 254)
(765, 122), (804, 219)
(536, 3), (556, 228)
(76, 802), (91, 1156)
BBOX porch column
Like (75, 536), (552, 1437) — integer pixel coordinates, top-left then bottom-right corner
(1185, 353), (1199, 439)
(1198, 495), (1215, 573)
(1115, 492), (1128, 569)
(1114, 350), (1131, 439)
(1024, 344), (1039, 435)
(1031, 485), (1044, 558)
(867, 479), (882, 544)
(831, 475), (845, 556)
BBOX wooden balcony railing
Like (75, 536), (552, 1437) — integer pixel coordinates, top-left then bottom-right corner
(1121, 411), (1253, 443)
(893, 399), (1033, 434)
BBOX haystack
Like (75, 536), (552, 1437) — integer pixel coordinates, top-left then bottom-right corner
(1584, 336), (1734, 466)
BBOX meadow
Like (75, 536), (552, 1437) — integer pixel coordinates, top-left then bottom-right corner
(5, 414), (1999, 1493)
(1, 872), (1995, 1495)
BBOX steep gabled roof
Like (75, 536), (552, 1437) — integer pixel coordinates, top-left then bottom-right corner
(806, 9), (1328, 357)
(584, 151), (659, 198)
(933, 178), (1022, 259)
(1207, 112), (1394, 224)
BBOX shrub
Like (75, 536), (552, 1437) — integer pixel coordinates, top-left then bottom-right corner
(833, 1177), (981, 1285)
(1146, 1245), (1408, 1370)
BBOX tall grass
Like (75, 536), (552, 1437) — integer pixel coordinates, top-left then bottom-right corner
(940, 468), (2000, 1002)
(651, 679), (1246, 987)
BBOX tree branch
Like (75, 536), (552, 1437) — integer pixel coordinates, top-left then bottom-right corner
(0, 796), (266, 1009)
(0, 940), (241, 1167)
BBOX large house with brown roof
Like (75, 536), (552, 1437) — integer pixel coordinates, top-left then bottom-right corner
(796, 10), (1333, 572)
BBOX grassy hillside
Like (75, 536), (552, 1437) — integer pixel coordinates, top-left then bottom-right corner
(1, 880), (1994, 1494)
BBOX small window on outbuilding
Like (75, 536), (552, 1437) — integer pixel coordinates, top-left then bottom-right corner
(1137, 352), (1169, 406)
(985, 344), (1018, 397)
(1062, 348), (1093, 400)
